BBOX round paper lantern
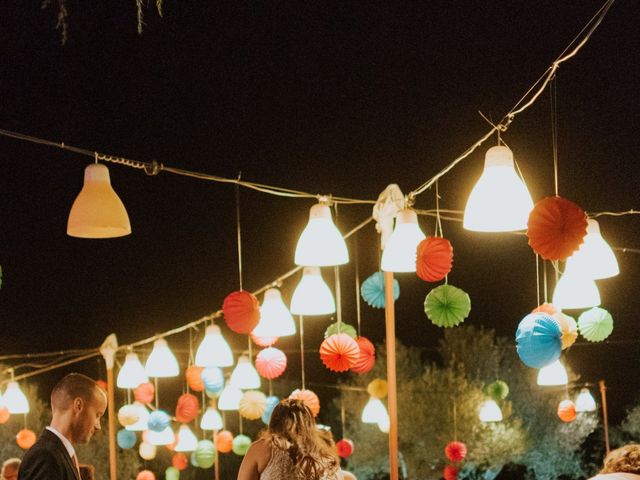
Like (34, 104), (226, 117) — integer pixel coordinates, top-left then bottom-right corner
(336, 439), (354, 458)
(351, 336), (375, 374)
(557, 399), (577, 422)
(118, 404), (140, 426)
(16, 429), (36, 449)
(367, 379), (388, 399)
(96, 379), (108, 393)
(527, 196), (588, 261)
(223, 290), (260, 334)
(136, 470), (156, 480)
(215, 430), (234, 453)
(176, 394), (200, 424)
(324, 321), (357, 339)
(0, 407), (10, 424)
(255, 347), (287, 380)
(424, 285), (471, 328)
(289, 389), (320, 417)
(532, 303), (557, 315)
(232, 434), (252, 456)
(443, 464), (458, 480)
(165, 466), (180, 480)
(117, 429), (137, 449)
(139, 441), (157, 460)
(190, 452), (198, 467)
(186, 366), (205, 392)
(486, 380), (509, 401)
(445, 441), (467, 462)
(202, 367), (225, 394)
(134, 382), (155, 404)
(578, 307), (614, 342)
(555, 312), (578, 349)
(361, 272), (400, 309)
(262, 396), (280, 425)
(195, 440), (215, 468)
(251, 334), (278, 347)
(148, 410), (171, 432)
(416, 236), (454, 282)
(515, 313), (562, 368)
(320, 333), (360, 372)
(239, 390), (267, 420)
(172, 453), (189, 471)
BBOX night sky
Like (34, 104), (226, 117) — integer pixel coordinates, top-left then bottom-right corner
(0, 1), (639, 423)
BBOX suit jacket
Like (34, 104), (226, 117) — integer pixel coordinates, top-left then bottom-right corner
(18, 429), (81, 480)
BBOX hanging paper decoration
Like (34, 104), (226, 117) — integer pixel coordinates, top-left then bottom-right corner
(289, 389), (320, 417)
(172, 453), (189, 471)
(424, 285), (471, 328)
(324, 321), (357, 339)
(336, 439), (354, 458)
(195, 440), (216, 468)
(255, 347), (287, 380)
(445, 441), (467, 462)
(185, 366), (205, 392)
(117, 429), (137, 449)
(202, 367), (225, 394)
(134, 382), (155, 404)
(176, 393), (200, 424)
(515, 313), (562, 368)
(165, 467), (180, 480)
(527, 197), (588, 261)
(486, 380), (509, 401)
(96, 379), (108, 392)
(416, 236), (454, 282)
(554, 312), (578, 349)
(139, 442), (157, 460)
(232, 434), (252, 456)
(532, 303), (557, 315)
(136, 470), (156, 480)
(118, 404), (140, 427)
(251, 334), (279, 348)
(557, 399), (577, 422)
(361, 272), (400, 309)
(148, 410), (171, 432)
(367, 379), (388, 399)
(239, 390), (267, 420)
(320, 333), (360, 372)
(262, 396), (280, 425)
(215, 430), (234, 453)
(351, 337), (376, 374)
(0, 407), (10, 424)
(16, 429), (37, 449)
(578, 307), (614, 342)
(223, 290), (261, 334)
(443, 464), (459, 480)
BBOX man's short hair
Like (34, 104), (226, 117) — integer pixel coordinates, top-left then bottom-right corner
(51, 373), (101, 410)
(1, 458), (21, 471)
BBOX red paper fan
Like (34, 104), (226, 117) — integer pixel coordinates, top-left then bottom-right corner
(185, 366), (204, 392)
(445, 441), (467, 462)
(289, 389), (320, 417)
(255, 347), (287, 380)
(215, 430), (234, 453)
(527, 197), (588, 261)
(175, 393), (200, 424)
(350, 336), (375, 374)
(320, 333), (360, 372)
(134, 382), (155, 404)
(223, 291), (261, 334)
(443, 465), (458, 480)
(172, 453), (188, 471)
(336, 439), (354, 458)
(251, 334), (279, 347)
(416, 236), (454, 282)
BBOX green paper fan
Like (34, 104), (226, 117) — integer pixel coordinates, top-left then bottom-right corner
(486, 380), (509, 401)
(324, 322), (357, 339)
(578, 307), (613, 342)
(424, 284), (471, 328)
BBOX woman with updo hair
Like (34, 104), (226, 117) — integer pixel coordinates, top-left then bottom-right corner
(590, 444), (640, 479)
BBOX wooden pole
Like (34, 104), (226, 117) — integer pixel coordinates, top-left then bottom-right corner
(106, 366), (117, 480)
(384, 271), (399, 480)
(599, 380), (610, 456)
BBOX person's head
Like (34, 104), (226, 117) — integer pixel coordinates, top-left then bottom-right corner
(601, 444), (640, 474)
(50, 373), (107, 444)
(268, 398), (318, 440)
(1, 458), (20, 480)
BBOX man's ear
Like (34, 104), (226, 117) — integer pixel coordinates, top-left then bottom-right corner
(73, 397), (84, 413)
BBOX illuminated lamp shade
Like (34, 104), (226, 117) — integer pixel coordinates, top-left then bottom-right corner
(200, 406), (223, 431)
(537, 359), (568, 386)
(223, 291), (261, 334)
(443, 464), (459, 480)
(218, 385), (243, 411)
(478, 399), (502, 422)
(578, 307), (614, 342)
(552, 269), (601, 310)
(361, 397), (387, 423)
(165, 467), (179, 480)
(230, 355), (261, 390)
(139, 442), (157, 460)
(554, 312), (578, 349)
(16, 429), (37, 449)
(215, 430), (234, 453)
(527, 196), (588, 261)
(4, 381), (29, 414)
(565, 219), (619, 279)
(289, 389), (320, 417)
(125, 402), (150, 432)
(381, 209), (425, 272)
(367, 379), (388, 399)
(251, 334), (278, 348)
(445, 441), (468, 463)
(67, 163), (131, 238)
(290, 267), (336, 315)
(336, 439), (354, 458)
(175, 393), (200, 424)
(253, 288), (296, 337)
(320, 333), (360, 372)
(136, 470), (156, 480)
(145, 339), (179, 378)
(195, 440), (216, 468)
(262, 396), (280, 425)
(239, 390), (267, 420)
(255, 347), (287, 380)
(377, 411), (390, 433)
(147, 426), (175, 446)
(325, 321), (357, 339)
(195, 325), (234, 367)
(117, 429), (137, 449)
(147, 410), (171, 433)
(185, 366), (204, 392)
(294, 202), (349, 267)
(360, 271), (400, 309)
(486, 380), (509, 402)
(575, 388), (597, 413)
(424, 284), (471, 328)
(463, 145), (533, 232)
(515, 313), (562, 369)
(174, 424), (198, 452)
(134, 382), (155, 404)
(232, 434), (252, 456)
(172, 453), (189, 471)
(117, 353), (149, 389)
(557, 399), (577, 422)
(416, 236), (453, 282)
(350, 337), (376, 374)
(118, 404), (140, 427)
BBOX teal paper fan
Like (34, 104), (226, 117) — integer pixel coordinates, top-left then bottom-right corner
(424, 284), (471, 328)
(361, 272), (400, 309)
(578, 307), (613, 342)
(324, 322), (357, 339)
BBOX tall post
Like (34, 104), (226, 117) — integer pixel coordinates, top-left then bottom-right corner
(99, 334), (118, 480)
(599, 380), (610, 456)
(384, 271), (399, 480)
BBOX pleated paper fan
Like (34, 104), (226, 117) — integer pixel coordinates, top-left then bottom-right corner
(239, 390), (267, 420)
(289, 389), (320, 417)
(515, 313), (562, 368)
(444, 441), (467, 462)
(324, 321), (357, 339)
(416, 236), (453, 282)
(424, 284), (471, 328)
(361, 272), (400, 309)
(486, 380), (509, 401)
(319, 333), (360, 372)
(255, 347), (287, 380)
(350, 336), (375, 374)
(578, 307), (613, 342)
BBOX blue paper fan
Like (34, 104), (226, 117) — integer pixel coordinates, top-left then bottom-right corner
(361, 272), (400, 308)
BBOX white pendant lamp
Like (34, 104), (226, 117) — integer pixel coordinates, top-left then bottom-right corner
(230, 355), (261, 390)
(147, 426), (175, 446)
(377, 410), (390, 433)
(381, 209), (425, 272)
(117, 352), (149, 388)
(295, 202), (349, 267)
(253, 288), (296, 337)
(145, 339), (179, 378)
(3, 381), (29, 414)
(67, 163), (131, 238)
(565, 219), (619, 279)
(200, 406), (224, 431)
(218, 385), (243, 411)
(537, 359), (568, 386)
(552, 268), (601, 310)
(478, 399), (502, 422)
(361, 397), (388, 424)
(463, 146), (534, 232)
(195, 325), (234, 367)
(290, 266), (336, 315)
(174, 424), (199, 452)
(575, 388), (597, 412)
(125, 402), (150, 431)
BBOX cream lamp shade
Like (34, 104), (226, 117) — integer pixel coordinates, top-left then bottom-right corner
(478, 399), (502, 422)
(195, 325), (234, 367)
(575, 388), (597, 412)
(565, 219), (619, 279)
(253, 288), (296, 337)
(3, 381), (29, 414)
(200, 406), (224, 430)
(463, 146), (534, 232)
(67, 163), (131, 238)
(552, 268), (601, 310)
(295, 202), (349, 266)
(361, 397), (387, 424)
(145, 339), (179, 377)
(218, 385), (243, 411)
(290, 267), (336, 315)
(381, 209), (425, 272)
(230, 355), (261, 390)
(125, 402), (150, 431)
(377, 410), (390, 433)
(117, 352), (149, 389)
(537, 359), (568, 386)
(174, 424), (199, 452)
(147, 426), (175, 446)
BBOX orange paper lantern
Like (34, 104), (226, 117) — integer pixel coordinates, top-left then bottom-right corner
(0, 407), (10, 424)
(175, 393), (200, 424)
(134, 382), (155, 404)
(289, 389), (320, 417)
(215, 430), (234, 453)
(255, 347), (287, 380)
(350, 336), (375, 374)
(186, 366), (205, 392)
(172, 453), (188, 471)
(557, 399), (577, 423)
(527, 197), (588, 261)
(319, 333), (360, 372)
(416, 236), (454, 282)
(136, 470), (156, 480)
(532, 303), (557, 315)
(17, 429), (37, 449)
(251, 334), (279, 347)
(223, 291), (260, 334)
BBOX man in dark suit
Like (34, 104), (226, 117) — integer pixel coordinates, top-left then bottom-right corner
(18, 373), (107, 480)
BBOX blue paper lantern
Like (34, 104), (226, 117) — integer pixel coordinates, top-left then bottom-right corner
(361, 272), (400, 309)
(202, 367), (225, 395)
(261, 396), (280, 425)
(515, 313), (562, 368)
(147, 410), (171, 433)
(117, 428), (137, 449)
